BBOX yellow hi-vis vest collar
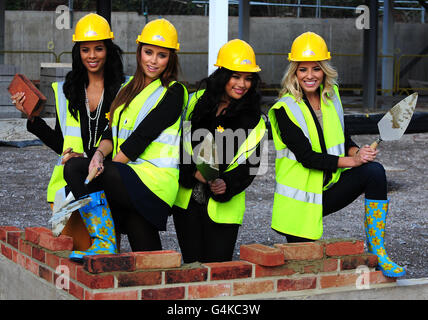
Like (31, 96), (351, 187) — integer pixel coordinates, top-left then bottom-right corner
(46, 82), (87, 202)
(173, 90), (267, 224)
(111, 79), (188, 207)
(268, 85), (345, 239)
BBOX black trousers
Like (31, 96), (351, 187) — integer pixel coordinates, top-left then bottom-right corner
(279, 161), (387, 243)
(172, 198), (240, 263)
(63, 157), (162, 252)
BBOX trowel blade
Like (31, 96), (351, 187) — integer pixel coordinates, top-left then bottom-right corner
(378, 92), (418, 141)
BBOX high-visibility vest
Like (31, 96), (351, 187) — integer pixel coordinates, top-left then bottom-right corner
(46, 82), (86, 202)
(46, 78), (132, 203)
(268, 85), (345, 239)
(173, 90), (267, 224)
(111, 79), (188, 207)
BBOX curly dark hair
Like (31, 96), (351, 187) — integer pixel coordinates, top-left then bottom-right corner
(62, 39), (125, 121)
(190, 67), (261, 127)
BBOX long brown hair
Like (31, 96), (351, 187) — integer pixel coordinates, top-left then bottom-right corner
(108, 42), (179, 127)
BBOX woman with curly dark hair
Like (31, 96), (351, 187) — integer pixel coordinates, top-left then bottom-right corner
(11, 13), (125, 250)
(172, 39), (267, 263)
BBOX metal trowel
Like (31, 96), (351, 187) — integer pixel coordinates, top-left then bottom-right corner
(49, 167), (100, 236)
(370, 92), (418, 149)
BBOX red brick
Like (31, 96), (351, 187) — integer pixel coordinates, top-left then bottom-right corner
(15, 251), (26, 268)
(340, 253), (378, 270)
(1, 244), (13, 259)
(45, 252), (61, 269)
(133, 250), (181, 270)
(303, 258), (339, 274)
(364, 271), (397, 285)
(141, 287), (185, 300)
(26, 257), (39, 275)
(19, 238), (32, 256)
(39, 233), (73, 251)
(255, 264), (298, 278)
(31, 245), (46, 263)
(320, 273), (360, 289)
(188, 283), (231, 299)
(233, 280), (274, 296)
(325, 240), (364, 256)
(7, 231), (22, 249)
(322, 259), (339, 272)
(25, 227), (51, 245)
(240, 243), (285, 266)
(0, 226), (22, 241)
(68, 281), (85, 300)
(165, 267), (208, 284)
(205, 261), (252, 280)
(85, 290), (139, 300)
(277, 277), (317, 292)
(84, 253), (136, 274)
(58, 258), (81, 280)
(117, 270), (162, 287)
(39, 265), (53, 283)
(274, 242), (323, 261)
(76, 267), (115, 289)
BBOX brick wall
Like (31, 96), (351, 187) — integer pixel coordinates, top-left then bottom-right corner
(0, 225), (396, 300)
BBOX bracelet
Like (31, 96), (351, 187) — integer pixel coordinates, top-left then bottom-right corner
(95, 149), (105, 160)
(356, 148), (360, 155)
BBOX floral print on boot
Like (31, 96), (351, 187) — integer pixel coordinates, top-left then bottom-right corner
(364, 199), (405, 277)
(69, 191), (117, 262)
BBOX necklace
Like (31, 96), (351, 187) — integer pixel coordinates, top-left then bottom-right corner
(84, 85), (104, 149)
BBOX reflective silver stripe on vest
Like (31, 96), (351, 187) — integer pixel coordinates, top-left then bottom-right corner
(278, 96), (310, 140)
(327, 143), (344, 156)
(154, 132), (180, 146)
(275, 181), (322, 205)
(331, 92), (344, 132)
(129, 157), (178, 169)
(117, 85), (165, 141)
(276, 148), (297, 161)
(56, 82), (68, 135)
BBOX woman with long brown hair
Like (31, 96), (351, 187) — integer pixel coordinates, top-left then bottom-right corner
(63, 18), (187, 260)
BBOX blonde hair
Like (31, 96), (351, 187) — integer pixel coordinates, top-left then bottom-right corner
(278, 60), (338, 104)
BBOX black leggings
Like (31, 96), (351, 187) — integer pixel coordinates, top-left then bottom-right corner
(63, 157), (162, 252)
(280, 161), (387, 243)
(172, 198), (240, 263)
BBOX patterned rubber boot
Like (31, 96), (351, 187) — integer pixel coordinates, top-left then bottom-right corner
(364, 199), (406, 277)
(69, 191), (117, 262)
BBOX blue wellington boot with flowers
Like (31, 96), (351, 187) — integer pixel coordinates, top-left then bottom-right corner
(364, 199), (405, 277)
(69, 191), (117, 262)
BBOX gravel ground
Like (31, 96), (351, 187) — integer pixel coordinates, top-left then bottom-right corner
(0, 119), (427, 280)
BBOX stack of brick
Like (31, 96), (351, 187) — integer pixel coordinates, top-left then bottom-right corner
(0, 225), (396, 300)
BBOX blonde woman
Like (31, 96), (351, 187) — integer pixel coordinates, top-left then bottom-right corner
(268, 32), (405, 278)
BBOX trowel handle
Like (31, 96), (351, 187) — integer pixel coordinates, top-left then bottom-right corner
(370, 138), (382, 150)
(84, 167), (100, 185)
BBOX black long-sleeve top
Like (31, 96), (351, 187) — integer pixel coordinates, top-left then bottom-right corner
(27, 88), (111, 159)
(101, 82), (185, 161)
(273, 93), (358, 175)
(179, 96), (264, 203)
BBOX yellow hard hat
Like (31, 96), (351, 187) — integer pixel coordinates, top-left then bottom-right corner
(136, 18), (180, 51)
(288, 32), (331, 61)
(214, 39), (261, 73)
(73, 13), (114, 42)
